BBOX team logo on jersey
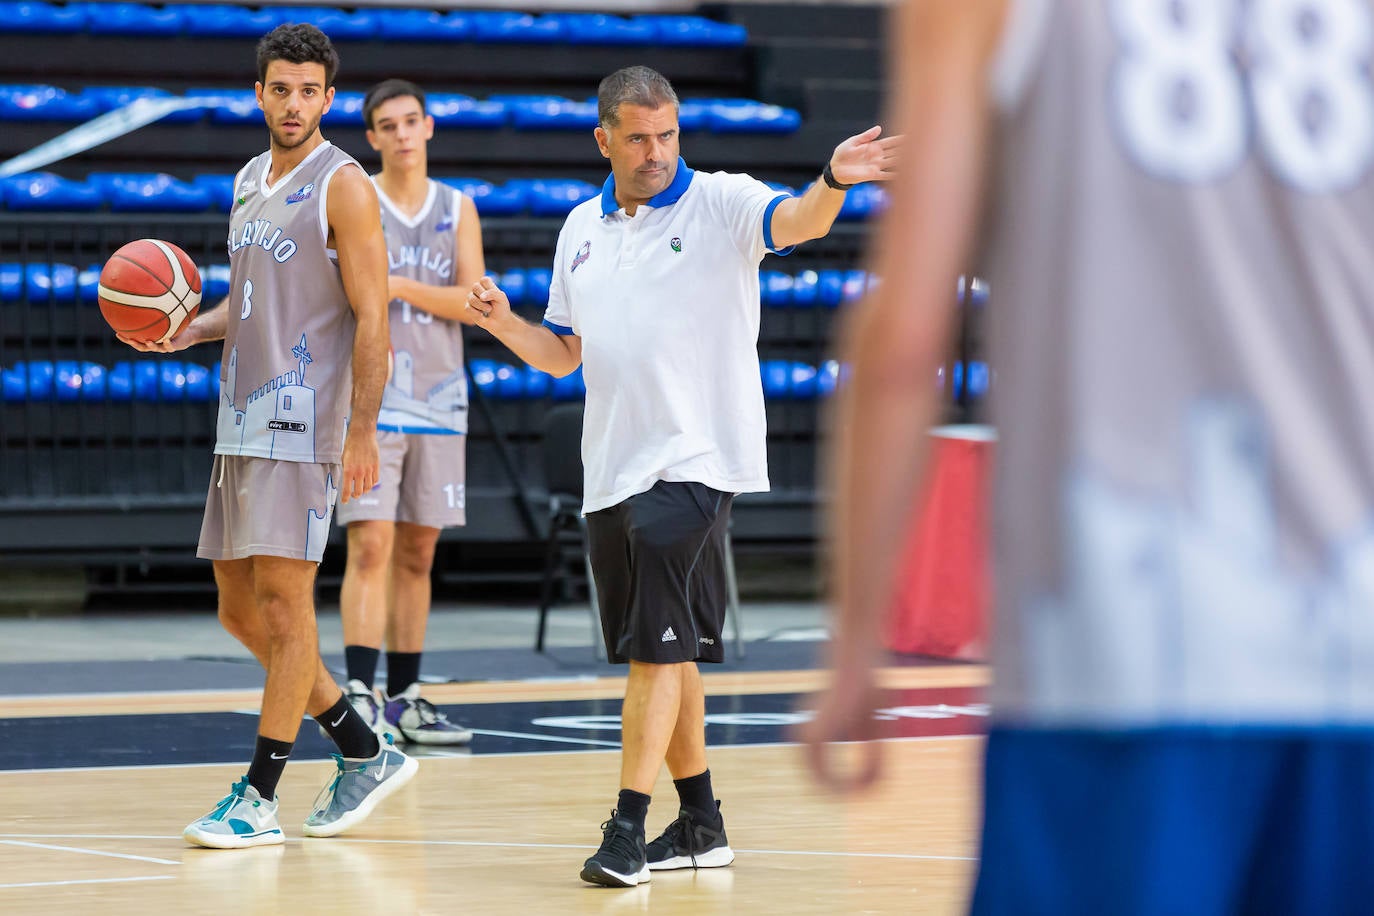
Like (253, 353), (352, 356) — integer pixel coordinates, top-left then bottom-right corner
(435, 213), (455, 232)
(285, 183), (315, 205)
(571, 240), (591, 273)
(670, 237), (682, 253)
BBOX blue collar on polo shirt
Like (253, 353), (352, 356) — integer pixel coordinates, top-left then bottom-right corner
(599, 157), (695, 217)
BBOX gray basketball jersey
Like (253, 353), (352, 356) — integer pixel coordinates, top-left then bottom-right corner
(215, 141), (361, 463)
(984, 0), (1374, 726)
(375, 181), (468, 435)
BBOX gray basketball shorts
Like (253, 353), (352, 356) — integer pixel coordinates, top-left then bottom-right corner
(585, 480), (735, 665)
(198, 454), (341, 563)
(333, 429), (467, 529)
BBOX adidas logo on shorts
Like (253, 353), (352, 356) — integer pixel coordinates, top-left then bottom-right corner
(661, 627), (677, 643)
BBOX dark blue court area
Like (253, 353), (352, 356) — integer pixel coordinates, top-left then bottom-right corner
(3, 685), (986, 771)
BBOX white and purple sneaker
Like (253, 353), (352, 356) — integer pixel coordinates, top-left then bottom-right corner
(380, 683), (473, 746)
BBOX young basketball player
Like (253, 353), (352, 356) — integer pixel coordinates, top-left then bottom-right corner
(466, 66), (897, 888)
(328, 79), (485, 745)
(807, 1), (1374, 911)
(122, 24), (416, 848)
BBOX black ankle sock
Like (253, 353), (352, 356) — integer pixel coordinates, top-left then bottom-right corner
(386, 651), (421, 698)
(245, 735), (293, 801)
(674, 770), (718, 823)
(314, 693), (380, 759)
(616, 788), (651, 832)
(344, 645), (380, 690)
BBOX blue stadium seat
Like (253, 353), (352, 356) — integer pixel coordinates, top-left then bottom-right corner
(439, 177), (527, 217)
(498, 269), (527, 306)
(544, 13), (654, 45)
(183, 362), (212, 401)
(375, 9), (472, 41)
(77, 265), (101, 304)
(179, 4), (283, 38)
(199, 88), (261, 125)
(468, 359), (524, 399)
(760, 360), (819, 400)
(790, 270), (820, 308)
(20, 360), (55, 400)
(516, 179), (598, 217)
(520, 365), (552, 399)
(0, 2), (87, 33)
(428, 94), (508, 129)
(0, 263), (20, 301)
(838, 183), (888, 221)
(201, 264), (231, 300)
(817, 359), (843, 397)
(193, 174), (235, 212)
(524, 268), (552, 307)
(0, 173), (103, 211)
(285, 7), (377, 41)
(817, 269), (845, 308)
(504, 96), (598, 131)
(760, 270), (793, 307)
(78, 2), (183, 36)
(54, 360), (106, 401)
(321, 91), (366, 127)
(637, 15), (747, 47)
(469, 10), (562, 43)
(1, 364), (24, 401)
(677, 100), (708, 132)
(26, 263), (77, 303)
(0, 84), (100, 120)
(841, 269), (871, 304)
(551, 365), (585, 401)
(92, 173), (210, 213)
(76, 86), (201, 123)
(706, 100), (801, 134)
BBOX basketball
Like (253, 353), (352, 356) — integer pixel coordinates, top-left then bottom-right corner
(98, 239), (203, 344)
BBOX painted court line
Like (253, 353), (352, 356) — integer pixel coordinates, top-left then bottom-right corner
(332, 837), (976, 862)
(0, 839), (181, 866)
(0, 875), (174, 891)
(467, 728), (623, 748)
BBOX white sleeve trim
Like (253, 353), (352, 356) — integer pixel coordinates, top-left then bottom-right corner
(318, 160), (361, 260)
(988, 0), (1053, 113)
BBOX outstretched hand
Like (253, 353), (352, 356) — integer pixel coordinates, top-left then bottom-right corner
(829, 125), (901, 186)
(116, 320), (200, 354)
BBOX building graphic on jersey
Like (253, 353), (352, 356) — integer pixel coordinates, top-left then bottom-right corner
(384, 349), (468, 430)
(216, 334), (320, 461)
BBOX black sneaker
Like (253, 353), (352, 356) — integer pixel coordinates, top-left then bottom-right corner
(580, 811), (650, 887)
(646, 801), (735, 871)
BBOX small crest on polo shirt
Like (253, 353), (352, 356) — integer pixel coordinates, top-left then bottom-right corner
(571, 240), (591, 273)
(670, 237), (682, 253)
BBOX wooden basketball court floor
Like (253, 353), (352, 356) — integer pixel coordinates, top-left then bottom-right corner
(0, 665), (988, 915)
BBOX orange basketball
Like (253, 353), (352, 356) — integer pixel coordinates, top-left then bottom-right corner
(98, 239), (202, 343)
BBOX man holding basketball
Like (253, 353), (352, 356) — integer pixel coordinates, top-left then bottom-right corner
(325, 78), (485, 746)
(467, 65), (896, 887)
(122, 24), (414, 849)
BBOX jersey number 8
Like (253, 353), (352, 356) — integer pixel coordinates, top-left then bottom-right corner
(1112, 0), (1374, 192)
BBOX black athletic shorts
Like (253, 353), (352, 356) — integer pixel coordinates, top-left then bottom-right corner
(585, 480), (735, 664)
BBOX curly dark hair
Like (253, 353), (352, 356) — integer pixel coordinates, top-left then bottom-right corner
(363, 79), (426, 130)
(256, 23), (340, 87)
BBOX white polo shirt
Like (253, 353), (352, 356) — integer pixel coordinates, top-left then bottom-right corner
(542, 158), (793, 514)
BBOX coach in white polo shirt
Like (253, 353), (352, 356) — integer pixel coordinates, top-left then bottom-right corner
(467, 65), (896, 888)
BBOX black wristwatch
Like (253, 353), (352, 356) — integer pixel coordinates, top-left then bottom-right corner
(822, 161), (854, 192)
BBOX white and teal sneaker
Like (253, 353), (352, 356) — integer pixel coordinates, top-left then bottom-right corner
(183, 778), (284, 849)
(301, 734), (418, 838)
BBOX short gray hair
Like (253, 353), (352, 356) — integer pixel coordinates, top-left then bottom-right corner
(597, 66), (679, 128)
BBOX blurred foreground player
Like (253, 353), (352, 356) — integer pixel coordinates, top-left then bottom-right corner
(807, 1), (1374, 913)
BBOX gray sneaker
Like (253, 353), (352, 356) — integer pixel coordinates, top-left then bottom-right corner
(301, 735), (417, 838)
